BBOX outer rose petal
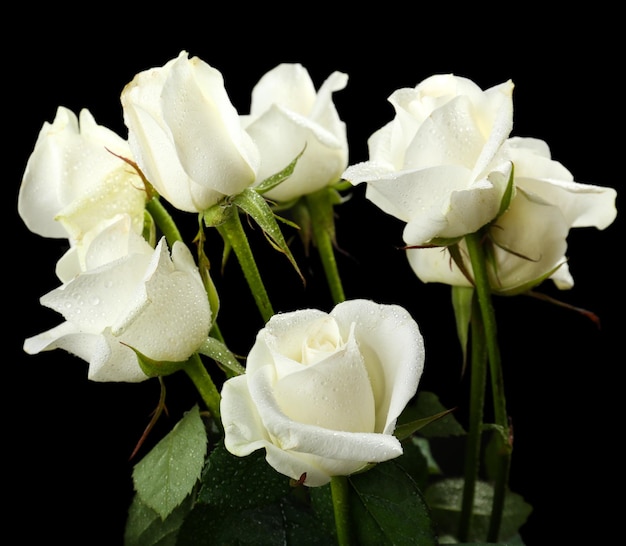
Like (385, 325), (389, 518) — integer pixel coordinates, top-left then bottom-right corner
(243, 64), (348, 202)
(505, 137), (617, 229)
(25, 219), (211, 382)
(114, 240), (212, 362)
(343, 75), (514, 245)
(331, 299), (424, 434)
(122, 51), (259, 213)
(24, 324), (149, 382)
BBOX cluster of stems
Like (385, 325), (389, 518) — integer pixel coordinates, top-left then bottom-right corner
(148, 187), (511, 544)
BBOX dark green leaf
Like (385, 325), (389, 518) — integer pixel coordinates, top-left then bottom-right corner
(404, 391), (466, 438)
(395, 407), (458, 441)
(176, 443), (334, 545)
(196, 443), (292, 508)
(348, 460), (438, 546)
(177, 495), (334, 545)
(425, 478), (532, 543)
(395, 438), (431, 490)
(124, 491), (194, 546)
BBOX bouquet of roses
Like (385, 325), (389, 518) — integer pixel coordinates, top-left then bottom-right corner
(18, 50), (617, 545)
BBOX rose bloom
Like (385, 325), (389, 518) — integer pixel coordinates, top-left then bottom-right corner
(407, 137), (618, 293)
(242, 63), (349, 202)
(220, 299), (424, 486)
(342, 74), (515, 246)
(18, 106), (146, 242)
(121, 50), (260, 213)
(23, 214), (212, 382)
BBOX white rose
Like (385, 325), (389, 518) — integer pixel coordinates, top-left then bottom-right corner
(242, 63), (348, 202)
(220, 299), (424, 486)
(23, 215), (212, 382)
(121, 50), (260, 213)
(17, 106), (146, 241)
(408, 137), (618, 293)
(342, 74), (514, 245)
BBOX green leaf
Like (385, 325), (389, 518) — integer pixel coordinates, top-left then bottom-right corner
(424, 478), (532, 543)
(132, 405), (208, 520)
(124, 490), (194, 546)
(196, 442), (292, 508)
(176, 443), (334, 545)
(178, 495), (334, 545)
(395, 438), (432, 489)
(409, 437), (443, 478)
(348, 460), (438, 545)
(197, 336), (245, 377)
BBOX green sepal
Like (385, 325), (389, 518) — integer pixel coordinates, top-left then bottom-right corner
(424, 235), (463, 248)
(254, 147), (305, 194)
(452, 285), (475, 374)
(142, 209), (157, 247)
(202, 199), (234, 228)
(448, 241), (475, 285)
(194, 218), (221, 325)
(332, 178), (354, 193)
(495, 162), (516, 219)
(494, 260), (567, 296)
(126, 344), (190, 378)
(232, 188), (303, 282)
(197, 337), (245, 378)
(395, 391), (465, 441)
(394, 407), (458, 441)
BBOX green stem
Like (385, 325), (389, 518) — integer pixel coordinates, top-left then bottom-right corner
(465, 232), (511, 542)
(306, 189), (345, 305)
(146, 197), (183, 246)
(330, 475), (352, 545)
(458, 295), (488, 541)
(184, 353), (222, 426)
(218, 207), (274, 323)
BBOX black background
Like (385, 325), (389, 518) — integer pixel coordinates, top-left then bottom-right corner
(8, 11), (622, 545)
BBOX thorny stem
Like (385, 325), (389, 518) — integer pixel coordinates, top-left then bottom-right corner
(464, 231), (512, 542)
